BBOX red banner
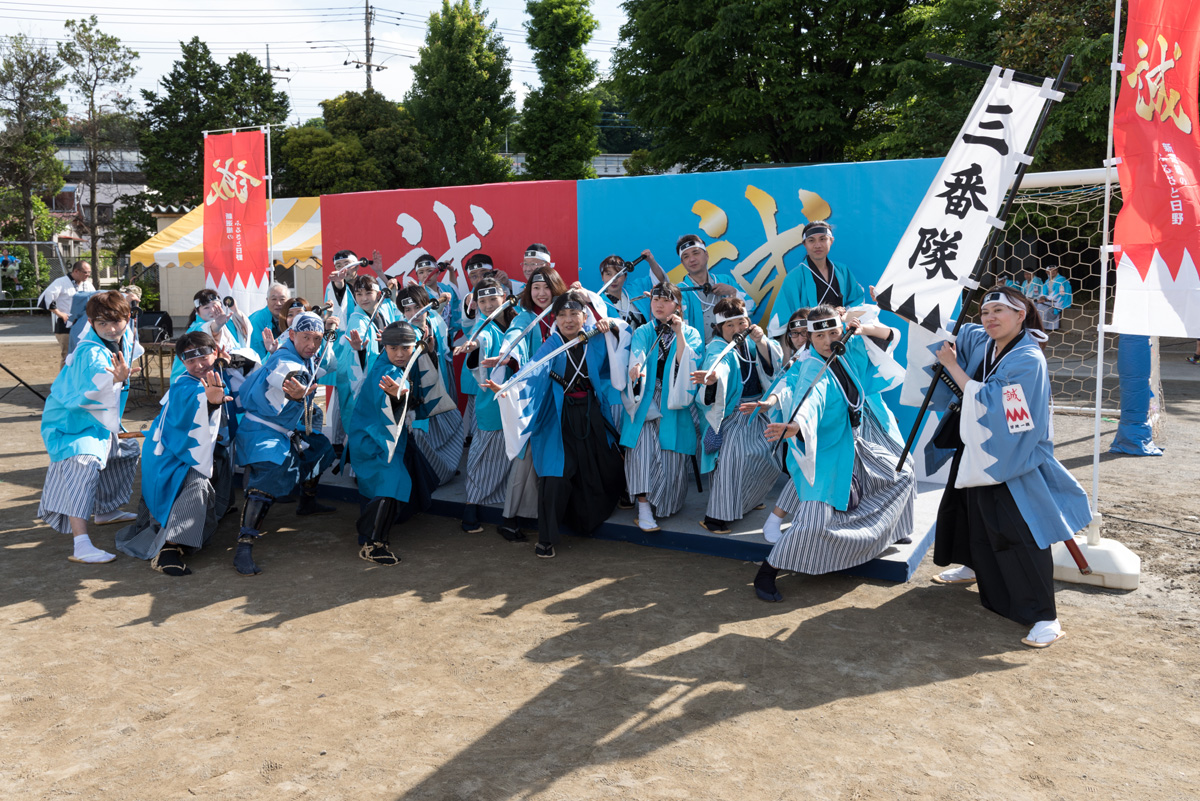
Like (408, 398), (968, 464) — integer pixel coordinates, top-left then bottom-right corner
(320, 180), (579, 294)
(1112, 0), (1200, 336)
(202, 130), (268, 305)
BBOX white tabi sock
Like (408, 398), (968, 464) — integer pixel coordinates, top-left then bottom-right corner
(1026, 618), (1063, 644)
(938, 565), (976, 582)
(637, 501), (658, 531)
(72, 535), (115, 563)
(762, 512), (785, 544)
(94, 509), (136, 524)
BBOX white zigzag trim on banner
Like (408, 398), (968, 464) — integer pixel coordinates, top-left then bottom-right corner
(1110, 248), (1200, 338)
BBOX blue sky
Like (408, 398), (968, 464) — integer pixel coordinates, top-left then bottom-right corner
(2, 0), (629, 123)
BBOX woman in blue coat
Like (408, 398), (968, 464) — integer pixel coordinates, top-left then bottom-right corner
(621, 282), (702, 531)
(927, 286), (1091, 648)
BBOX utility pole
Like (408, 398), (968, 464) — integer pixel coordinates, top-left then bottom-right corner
(364, 1), (374, 92)
(346, 2), (385, 91)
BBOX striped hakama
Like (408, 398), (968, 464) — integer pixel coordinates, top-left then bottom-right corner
(462, 395), (477, 439)
(115, 467), (218, 560)
(503, 450), (539, 519)
(706, 399), (779, 523)
(465, 428), (510, 505)
(625, 383), (690, 517)
(769, 409), (915, 574)
(38, 435), (140, 534)
(413, 406), (464, 486)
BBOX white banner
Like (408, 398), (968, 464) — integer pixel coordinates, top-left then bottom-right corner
(874, 66), (1050, 335)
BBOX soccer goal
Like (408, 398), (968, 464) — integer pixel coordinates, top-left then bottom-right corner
(987, 170), (1163, 441)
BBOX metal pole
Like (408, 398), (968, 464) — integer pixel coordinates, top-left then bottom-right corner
(365, 0), (373, 92)
(265, 124), (275, 289)
(1091, 0), (1124, 532)
(895, 56), (1075, 471)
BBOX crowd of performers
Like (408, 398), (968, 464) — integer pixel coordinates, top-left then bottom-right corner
(36, 221), (1091, 648)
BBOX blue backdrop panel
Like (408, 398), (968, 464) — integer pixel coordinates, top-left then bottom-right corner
(576, 158), (943, 437)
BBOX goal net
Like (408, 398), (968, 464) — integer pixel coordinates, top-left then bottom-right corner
(987, 173), (1164, 441)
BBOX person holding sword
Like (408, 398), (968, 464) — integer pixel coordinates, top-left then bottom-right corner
(232, 311), (340, 576)
(37, 291), (143, 563)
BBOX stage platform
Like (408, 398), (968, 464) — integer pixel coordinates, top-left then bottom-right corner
(318, 455), (942, 584)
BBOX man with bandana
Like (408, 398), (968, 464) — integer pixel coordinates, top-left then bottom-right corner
(642, 235), (754, 345)
(37, 290), (142, 564)
(350, 321), (458, 564)
(115, 331), (234, 576)
(767, 221), (866, 338)
(232, 311), (340, 576)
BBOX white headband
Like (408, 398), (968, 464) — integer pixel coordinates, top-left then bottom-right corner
(807, 316), (840, 333)
(469, 262), (494, 272)
(980, 291), (1026, 313)
(678, 240), (706, 257)
(714, 311), (747, 325)
(981, 292), (1050, 342)
(524, 250), (551, 263)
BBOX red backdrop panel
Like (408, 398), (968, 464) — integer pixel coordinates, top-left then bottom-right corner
(320, 181), (579, 288)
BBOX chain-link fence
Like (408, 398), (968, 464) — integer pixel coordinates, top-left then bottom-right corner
(987, 176), (1170, 441)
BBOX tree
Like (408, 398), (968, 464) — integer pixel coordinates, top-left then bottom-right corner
(521, 0), (600, 179)
(276, 126), (388, 197)
(0, 188), (60, 295)
(612, 0), (914, 171)
(139, 38), (290, 209)
(851, 0), (1000, 162)
(406, 0), (517, 186)
(322, 90), (427, 188)
(108, 190), (155, 259)
(592, 81), (652, 154)
(0, 34), (66, 270)
(57, 15), (139, 264)
(851, 0), (1118, 172)
(996, 0), (1120, 171)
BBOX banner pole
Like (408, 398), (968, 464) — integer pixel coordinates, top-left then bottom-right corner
(895, 55), (1075, 471)
(1092, 0), (1124, 525)
(265, 125), (275, 289)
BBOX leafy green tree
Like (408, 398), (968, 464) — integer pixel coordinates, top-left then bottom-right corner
(0, 34), (67, 270)
(108, 190), (156, 259)
(321, 90), (427, 188)
(139, 38), (289, 209)
(58, 15), (139, 264)
(851, 0), (1000, 162)
(592, 81), (652, 154)
(996, 0), (1120, 171)
(0, 189), (60, 295)
(521, 0), (600, 179)
(406, 0), (516, 185)
(277, 126), (388, 196)
(613, 0), (914, 171)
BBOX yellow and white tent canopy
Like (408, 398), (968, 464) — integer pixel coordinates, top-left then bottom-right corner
(131, 197), (323, 268)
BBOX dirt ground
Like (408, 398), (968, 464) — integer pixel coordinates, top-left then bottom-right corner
(2, 337), (1198, 801)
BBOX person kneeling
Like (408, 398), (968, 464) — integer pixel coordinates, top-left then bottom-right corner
(349, 322), (457, 564)
(116, 332), (232, 575)
(232, 311), (338, 576)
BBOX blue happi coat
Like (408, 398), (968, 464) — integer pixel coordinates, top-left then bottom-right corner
(620, 320), (702, 455)
(333, 302), (400, 435)
(410, 312), (456, 433)
(465, 317), (512, 432)
(235, 339), (329, 467)
(768, 259), (866, 337)
(1044, 275), (1073, 310)
(350, 350), (457, 501)
(925, 324), (1091, 548)
(511, 328), (620, 479)
(42, 325), (143, 466)
(695, 334), (782, 473)
(679, 270), (755, 343)
(248, 306), (284, 364)
(141, 373), (222, 525)
(778, 334), (904, 510)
